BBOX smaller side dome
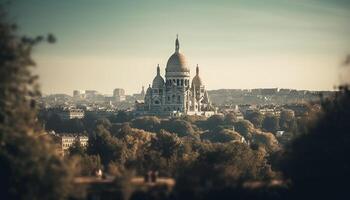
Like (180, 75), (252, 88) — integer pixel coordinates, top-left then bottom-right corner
(152, 64), (165, 88)
(192, 65), (203, 87)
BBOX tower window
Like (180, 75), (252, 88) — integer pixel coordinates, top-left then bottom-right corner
(177, 79), (179, 86)
(181, 79), (183, 86)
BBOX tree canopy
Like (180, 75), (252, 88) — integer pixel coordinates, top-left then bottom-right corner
(0, 8), (74, 199)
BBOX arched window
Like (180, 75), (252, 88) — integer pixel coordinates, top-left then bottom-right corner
(177, 79), (180, 86)
(181, 79), (184, 86)
(154, 100), (160, 104)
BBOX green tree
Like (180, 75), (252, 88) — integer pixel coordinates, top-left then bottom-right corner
(151, 129), (182, 165)
(174, 143), (274, 200)
(64, 118), (85, 133)
(245, 111), (264, 128)
(111, 110), (131, 123)
(113, 122), (133, 139)
(69, 140), (86, 156)
(161, 119), (195, 137)
(131, 116), (161, 132)
(45, 113), (64, 132)
(201, 115), (225, 130)
(87, 124), (127, 166)
(78, 155), (102, 176)
(0, 8), (74, 199)
(262, 114), (280, 133)
(279, 109), (296, 132)
(201, 128), (242, 143)
(224, 113), (237, 125)
(82, 111), (98, 132)
(234, 120), (254, 139)
(280, 88), (350, 200)
(251, 131), (280, 153)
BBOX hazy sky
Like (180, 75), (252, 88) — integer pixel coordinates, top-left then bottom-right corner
(7, 0), (350, 95)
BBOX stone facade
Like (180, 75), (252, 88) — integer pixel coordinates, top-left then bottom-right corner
(136, 36), (215, 117)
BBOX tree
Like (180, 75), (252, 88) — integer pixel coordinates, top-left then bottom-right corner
(64, 118), (85, 133)
(161, 119), (195, 137)
(113, 122), (133, 139)
(262, 114), (280, 133)
(87, 124), (127, 166)
(201, 128), (242, 143)
(82, 111), (98, 132)
(111, 110), (131, 123)
(224, 113), (237, 125)
(251, 130), (280, 153)
(279, 109), (296, 132)
(0, 7), (74, 199)
(280, 88), (350, 200)
(174, 143), (274, 200)
(45, 113), (64, 132)
(69, 140), (86, 156)
(201, 115), (225, 130)
(245, 111), (264, 128)
(181, 114), (206, 124)
(131, 116), (161, 132)
(151, 129), (182, 165)
(234, 120), (254, 139)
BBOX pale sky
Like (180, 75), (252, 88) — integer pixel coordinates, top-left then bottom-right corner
(7, 0), (350, 95)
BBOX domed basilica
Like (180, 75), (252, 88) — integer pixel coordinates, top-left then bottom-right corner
(135, 36), (215, 117)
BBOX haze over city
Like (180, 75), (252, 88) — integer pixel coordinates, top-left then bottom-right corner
(7, 0), (350, 95)
(3, 0), (350, 199)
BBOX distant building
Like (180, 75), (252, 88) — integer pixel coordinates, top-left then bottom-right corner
(73, 90), (86, 99)
(136, 36), (215, 116)
(113, 88), (126, 102)
(73, 90), (80, 97)
(132, 86), (146, 101)
(284, 104), (310, 117)
(85, 90), (98, 97)
(235, 111), (244, 120)
(238, 104), (257, 115)
(259, 108), (281, 116)
(58, 108), (85, 120)
(261, 88), (278, 95)
(55, 134), (88, 156)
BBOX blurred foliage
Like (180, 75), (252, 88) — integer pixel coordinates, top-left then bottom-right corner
(280, 88), (350, 200)
(0, 6), (75, 200)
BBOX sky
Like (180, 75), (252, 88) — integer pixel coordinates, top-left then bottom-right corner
(6, 0), (350, 95)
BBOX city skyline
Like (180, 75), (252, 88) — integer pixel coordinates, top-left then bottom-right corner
(7, 0), (350, 95)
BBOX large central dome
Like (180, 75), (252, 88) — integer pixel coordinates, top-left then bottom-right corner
(166, 52), (189, 72)
(165, 36), (190, 76)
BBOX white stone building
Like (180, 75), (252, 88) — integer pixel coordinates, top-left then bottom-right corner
(136, 36), (215, 116)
